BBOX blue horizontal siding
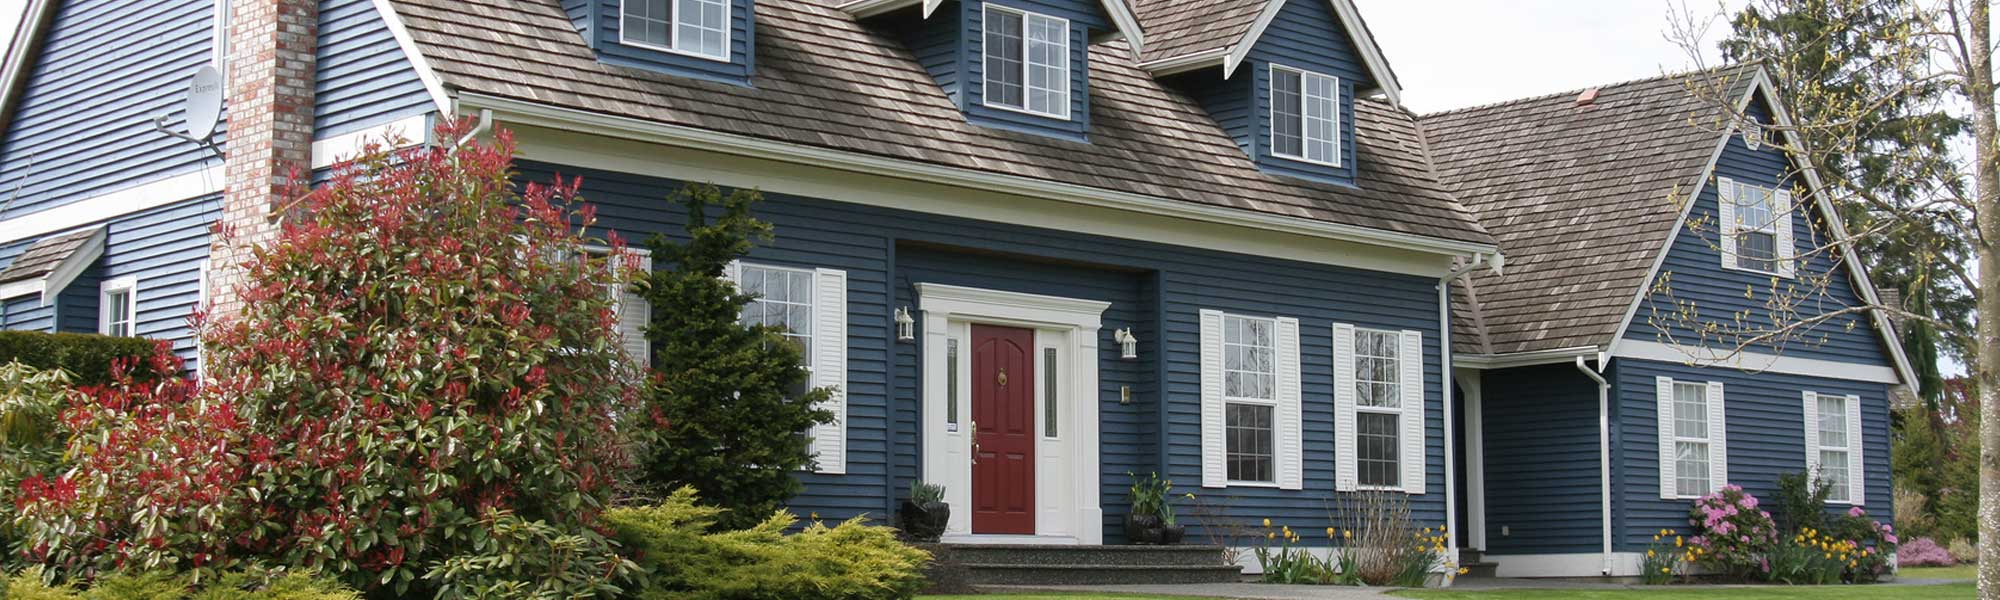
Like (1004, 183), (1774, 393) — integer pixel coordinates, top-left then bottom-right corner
(592, 0), (755, 85)
(1480, 363), (1603, 554)
(530, 160), (1448, 545)
(0, 0), (221, 219)
(1627, 98), (1890, 367)
(1609, 358), (1893, 552)
(959, 0), (1101, 141)
(1243, 0), (1362, 186)
(315, 0), (434, 138)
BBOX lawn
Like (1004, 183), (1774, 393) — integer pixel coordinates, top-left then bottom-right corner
(1903, 566), (1977, 581)
(918, 595), (1227, 600)
(1392, 582), (1975, 600)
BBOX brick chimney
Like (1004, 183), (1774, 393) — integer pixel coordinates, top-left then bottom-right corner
(208, 0), (318, 320)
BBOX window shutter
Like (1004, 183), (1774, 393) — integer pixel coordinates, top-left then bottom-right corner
(1275, 317), (1303, 491)
(614, 254), (653, 369)
(1199, 309), (1226, 488)
(1717, 177), (1738, 270)
(723, 260), (742, 286)
(1846, 394), (1864, 505)
(1707, 381), (1727, 493)
(1333, 323), (1358, 492)
(812, 268), (848, 474)
(1775, 188), (1797, 278)
(1657, 376), (1676, 499)
(1802, 391), (1821, 478)
(1400, 329), (1425, 495)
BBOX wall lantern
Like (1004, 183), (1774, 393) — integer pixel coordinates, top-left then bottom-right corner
(1114, 328), (1139, 360)
(895, 307), (916, 342)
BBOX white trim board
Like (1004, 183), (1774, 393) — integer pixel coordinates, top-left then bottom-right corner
(836, 0), (1145, 57)
(1453, 346), (1602, 370)
(481, 105), (1476, 278)
(1486, 552), (1647, 578)
(37, 226), (104, 303)
(311, 114), (433, 168)
(1186, 0), (1400, 106)
(368, 0), (454, 115)
(0, 0), (56, 133)
(1616, 339), (1902, 384)
(0, 167), (223, 246)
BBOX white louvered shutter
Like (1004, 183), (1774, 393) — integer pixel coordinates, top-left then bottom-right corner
(1657, 376), (1677, 499)
(1707, 381), (1727, 493)
(614, 253), (653, 369)
(1400, 329), (1426, 495)
(1199, 310), (1227, 488)
(812, 268), (848, 474)
(1275, 317), (1303, 491)
(1717, 177), (1738, 270)
(1802, 391), (1821, 479)
(1846, 394), (1864, 505)
(1775, 188), (1797, 278)
(1334, 323), (1358, 492)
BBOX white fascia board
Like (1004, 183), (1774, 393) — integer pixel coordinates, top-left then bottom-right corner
(369, 0), (453, 115)
(1137, 48), (1228, 77)
(0, 279), (37, 300)
(39, 226), (105, 303)
(457, 93), (1499, 263)
(1099, 0), (1145, 58)
(0, 0), (56, 132)
(1616, 339), (1903, 385)
(1453, 345), (1602, 370)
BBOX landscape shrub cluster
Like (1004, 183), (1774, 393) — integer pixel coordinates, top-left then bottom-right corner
(1651, 480), (1897, 586)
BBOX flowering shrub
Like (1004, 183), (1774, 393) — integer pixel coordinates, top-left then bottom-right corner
(1830, 507), (1897, 582)
(0, 361), (76, 571)
(1769, 526), (1859, 584)
(1252, 521), (1335, 584)
(1687, 485), (1778, 579)
(1898, 537), (1954, 567)
(1639, 529), (1700, 584)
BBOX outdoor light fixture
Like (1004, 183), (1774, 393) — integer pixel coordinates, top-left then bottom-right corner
(1114, 328), (1139, 360)
(895, 307), (916, 341)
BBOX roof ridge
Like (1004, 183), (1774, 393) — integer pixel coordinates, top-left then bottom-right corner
(1417, 64), (1746, 120)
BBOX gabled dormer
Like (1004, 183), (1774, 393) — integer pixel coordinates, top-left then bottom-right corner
(565, 0), (756, 85)
(849, 0), (1143, 142)
(1145, 0), (1403, 187)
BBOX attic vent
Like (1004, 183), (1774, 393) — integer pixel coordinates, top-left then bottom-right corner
(1575, 87), (1600, 107)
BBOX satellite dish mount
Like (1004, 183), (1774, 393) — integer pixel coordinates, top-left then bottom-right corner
(154, 64), (225, 160)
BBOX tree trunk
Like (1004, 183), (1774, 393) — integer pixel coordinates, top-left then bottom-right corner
(1970, 1), (2000, 598)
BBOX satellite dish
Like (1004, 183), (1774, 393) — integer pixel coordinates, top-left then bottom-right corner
(183, 65), (223, 141)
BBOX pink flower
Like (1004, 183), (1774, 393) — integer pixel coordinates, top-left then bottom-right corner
(1848, 506), (1866, 518)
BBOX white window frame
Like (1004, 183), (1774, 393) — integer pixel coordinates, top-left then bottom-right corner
(980, 4), (1071, 120)
(98, 276), (138, 337)
(1803, 391), (1865, 505)
(1716, 176), (1796, 278)
(212, 0), (230, 70)
(1657, 377), (1727, 499)
(1334, 324), (1425, 494)
(618, 0), (732, 62)
(1199, 310), (1301, 490)
(1222, 313), (1279, 486)
(586, 246), (653, 369)
(1268, 64), (1342, 167)
(1352, 328), (1402, 490)
(726, 260), (849, 475)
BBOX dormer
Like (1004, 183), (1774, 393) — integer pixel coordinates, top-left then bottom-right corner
(565, 0), (756, 85)
(846, 0), (1143, 142)
(1142, 0), (1403, 187)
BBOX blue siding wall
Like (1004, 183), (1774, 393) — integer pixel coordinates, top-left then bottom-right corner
(1480, 363), (1603, 554)
(529, 160), (1448, 544)
(591, 0), (755, 85)
(1241, 0), (1364, 185)
(1609, 359), (1894, 551)
(0, 197), (216, 367)
(899, 4), (965, 106)
(1176, 68), (1255, 158)
(0, 0), (221, 219)
(958, 0), (1101, 140)
(1628, 99), (1890, 366)
(315, 0), (435, 138)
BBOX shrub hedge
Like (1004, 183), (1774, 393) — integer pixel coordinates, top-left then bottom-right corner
(607, 488), (929, 600)
(5, 569), (359, 599)
(0, 331), (156, 386)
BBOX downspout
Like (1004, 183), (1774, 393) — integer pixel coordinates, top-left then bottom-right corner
(1574, 354), (1613, 576)
(1438, 253), (1503, 560)
(454, 108), (493, 147)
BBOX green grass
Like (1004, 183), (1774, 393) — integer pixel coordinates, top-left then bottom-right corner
(1902, 566), (1977, 581)
(918, 595), (1228, 600)
(1392, 582), (1974, 600)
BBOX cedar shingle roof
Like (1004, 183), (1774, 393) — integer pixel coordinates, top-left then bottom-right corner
(0, 227), (98, 284)
(385, 0), (1494, 248)
(1132, 0), (1266, 64)
(1422, 67), (1758, 355)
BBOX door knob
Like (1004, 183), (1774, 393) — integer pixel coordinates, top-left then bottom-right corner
(969, 420), (980, 465)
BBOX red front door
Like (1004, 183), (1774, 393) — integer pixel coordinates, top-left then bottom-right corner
(971, 324), (1035, 535)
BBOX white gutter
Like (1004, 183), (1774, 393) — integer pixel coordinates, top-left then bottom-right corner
(1438, 253), (1503, 558)
(1574, 354), (1614, 576)
(455, 93), (1501, 261)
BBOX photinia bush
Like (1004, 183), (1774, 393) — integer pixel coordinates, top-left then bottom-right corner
(1687, 485), (1779, 579)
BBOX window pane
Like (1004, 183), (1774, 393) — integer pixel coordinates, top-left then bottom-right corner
(1820, 450), (1850, 501)
(1304, 73), (1337, 163)
(1358, 412), (1399, 487)
(1355, 330), (1400, 408)
(740, 265), (814, 362)
(1740, 231), (1778, 272)
(984, 9), (1025, 109)
(1674, 382), (1708, 440)
(1223, 315), (1275, 401)
(1226, 403), (1275, 482)
(674, 0), (728, 58)
(1044, 347), (1058, 437)
(623, 0), (671, 47)
(947, 339), (959, 426)
(1271, 69), (1303, 158)
(1025, 14), (1067, 116)
(1818, 395), (1848, 448)
(1676, 441), (1710, 496)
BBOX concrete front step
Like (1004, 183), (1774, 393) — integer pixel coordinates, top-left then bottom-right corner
(946, 544), (1230, 567)
(962, 563), (1246, 585)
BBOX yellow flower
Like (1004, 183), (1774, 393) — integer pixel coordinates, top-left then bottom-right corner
(1268, 532), (1277, 540)
(1343, 529), (1352, 539)
(1263, 518), (1272, 528)
(1458, 568), (1469, 575)
(1849, 561), (1858, 568)
(1675, 536), (1684, 548)
(1439, 524), (1448, 533)
(1647, 550), (1656, 558)
(1653, 534), (1662, 542)
(1660, 529), (1672, 536)
(1185, 493), (1196, 499)
(1661, 568), (1671, 574)
(1327, 527), (1337, 538)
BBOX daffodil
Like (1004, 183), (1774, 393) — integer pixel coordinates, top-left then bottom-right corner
(1263, 518), (1272, 528)
(1647, 550), (1656, 558)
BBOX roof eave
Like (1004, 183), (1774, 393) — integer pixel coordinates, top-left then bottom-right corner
(1220, 0), (1404, 106)
(0, 0), (59, 135)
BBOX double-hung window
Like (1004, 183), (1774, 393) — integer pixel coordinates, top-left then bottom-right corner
(99, 277), (137, 337)
(1222, 314), (1277, 484)
(1354, 329), (1402, 488)
(621, 0), (730, 60)
(1805, 391), (1864, 504)
(1334, 324), (1425, 494)
(729, 261), (850, 474)
(1270, 65), (1340, 166)
(738, 263), (816, 384)
(1718, 177), (1794, 276)
(1657, 377), (1726, 499)
(983, 5), (1070, 118)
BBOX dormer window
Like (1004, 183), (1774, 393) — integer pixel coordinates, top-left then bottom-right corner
(621, 0), (729, 61)
(982, 5), (1070, 119)
(1270, 64), (1340, 167)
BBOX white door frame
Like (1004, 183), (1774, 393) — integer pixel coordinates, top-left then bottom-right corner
(1454, 367), (1487, 551)
(917, 283), (1108, 545)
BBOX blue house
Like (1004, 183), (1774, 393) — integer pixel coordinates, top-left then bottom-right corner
(0, 0), (1913, 580)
